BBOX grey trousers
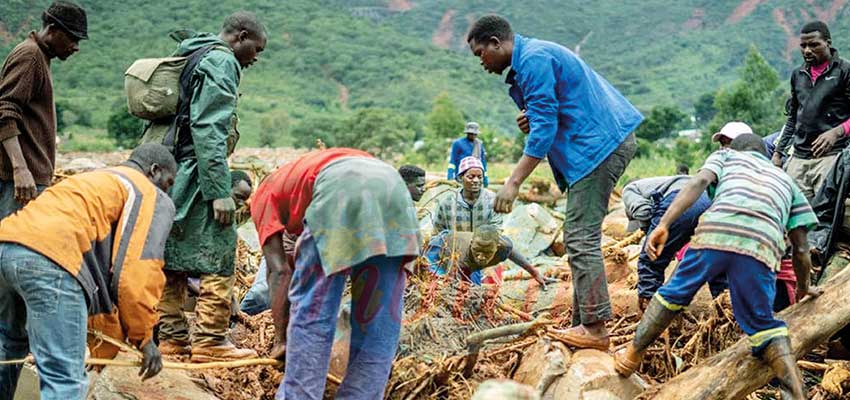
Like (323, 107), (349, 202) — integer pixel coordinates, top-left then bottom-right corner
(565, 133), (636, 325)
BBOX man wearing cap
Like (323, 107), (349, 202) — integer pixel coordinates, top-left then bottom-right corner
(623, 175), (726, 312)
(433, 156), (501, 234)
(0, 1), (86, 219)
(775, 21), (850, 201)
(448, 121), (489, 187)
(712, 121), (753, 149)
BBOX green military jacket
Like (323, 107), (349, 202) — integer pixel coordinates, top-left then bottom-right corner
(164, 32), (242, 276)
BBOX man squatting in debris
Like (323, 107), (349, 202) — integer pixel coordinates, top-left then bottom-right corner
(622, 175), (726, 312)
(0, 144), (177, 398)
(468, 14), (643, 350)
(429, 156), (555, 288)
(250, 148), (421, 399)
(614, 134), (823, 400)
(157, 11), (266, 362)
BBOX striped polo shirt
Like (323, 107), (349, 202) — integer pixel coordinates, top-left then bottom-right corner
(689, 149), (817, 271)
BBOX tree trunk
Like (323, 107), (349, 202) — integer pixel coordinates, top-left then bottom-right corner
(651, 267), (850, 399)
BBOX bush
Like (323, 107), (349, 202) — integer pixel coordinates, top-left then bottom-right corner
(106, 104), (145, 149)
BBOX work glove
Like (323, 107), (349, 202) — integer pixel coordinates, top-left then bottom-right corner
(139, 340), (163, 381)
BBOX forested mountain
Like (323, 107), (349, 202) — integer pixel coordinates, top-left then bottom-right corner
(1, 0), (846, 150)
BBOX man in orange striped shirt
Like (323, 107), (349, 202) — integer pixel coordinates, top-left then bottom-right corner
(0, 144), (176, 399)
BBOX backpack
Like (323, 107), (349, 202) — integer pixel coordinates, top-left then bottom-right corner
(125, 39), (230, 152)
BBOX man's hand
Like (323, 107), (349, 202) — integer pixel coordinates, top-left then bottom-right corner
(537, 276), (559, 291)
(812, 126), (845, 158)
(139, 340), (163, 381)
(212, 197), (236, 225)
(12, 166), (36, 204)
(796, 281), (823, 302)
(646, 225), (669, 261)
(516, 110), (530, 134)
(269, 339), (286, 361)
(495, 181), (519, 213)
(771, 152), (783, 168)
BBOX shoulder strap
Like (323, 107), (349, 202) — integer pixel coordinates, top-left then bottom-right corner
(164, 44), (229, 154)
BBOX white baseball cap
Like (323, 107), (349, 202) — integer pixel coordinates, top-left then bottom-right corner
(711, 122), (753, 142)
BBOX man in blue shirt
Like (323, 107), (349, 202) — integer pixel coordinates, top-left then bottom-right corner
(448, 121), (489, 187)
(468, 15), (643, 351)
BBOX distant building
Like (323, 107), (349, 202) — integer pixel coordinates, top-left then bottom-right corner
(678, 129), (702, 142)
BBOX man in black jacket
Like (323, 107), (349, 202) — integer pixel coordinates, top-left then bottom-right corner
(774, 21), (850, 202)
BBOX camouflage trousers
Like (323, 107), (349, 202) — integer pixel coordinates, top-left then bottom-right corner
(158, 270), (235, 345)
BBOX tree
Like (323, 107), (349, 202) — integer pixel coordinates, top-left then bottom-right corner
(107, 103), (144, 149)
(708, 46), (785, 138)
(340, 108), (415, 160)
(425, 92), (464, 141)
(634, 105), (688, 142)
(289, 114), (345, 148)
(258, 111), (290, 148)
(694, 92), (717, 127)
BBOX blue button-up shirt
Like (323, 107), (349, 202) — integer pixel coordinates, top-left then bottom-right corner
(507, 34), (644, 189)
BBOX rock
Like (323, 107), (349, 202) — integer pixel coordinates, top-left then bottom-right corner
(61, 158), (106, 174)
(472, 379), (541, 400)
(514, 338), (646, 400)
(502, 203), (563, 259)
(87, 354), (218, 400)
(13, 364), (40, 400)
(542, 349), (646, 400)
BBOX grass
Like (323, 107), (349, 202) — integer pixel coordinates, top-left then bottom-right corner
(416, 155), (676, 189)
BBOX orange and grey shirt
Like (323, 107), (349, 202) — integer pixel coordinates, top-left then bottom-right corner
(0, 166), (175, 356)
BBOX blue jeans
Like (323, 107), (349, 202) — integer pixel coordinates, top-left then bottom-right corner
(637, 190), (727, 298)
(656, 248), (786, 354)
(0, 243), (88, 399)
(0, 179), (47, 221)
(276, 228), (407, 400)
(240, 258), (270, 315)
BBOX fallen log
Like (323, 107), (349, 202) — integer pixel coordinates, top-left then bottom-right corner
(650, 266), (850, 399)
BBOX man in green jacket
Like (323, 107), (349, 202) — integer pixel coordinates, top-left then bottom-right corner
(157, 11), (267, 362)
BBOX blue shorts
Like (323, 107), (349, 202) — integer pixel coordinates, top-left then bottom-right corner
(656, 248), (786, 354)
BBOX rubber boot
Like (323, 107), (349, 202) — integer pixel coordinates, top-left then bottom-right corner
(762, 337), (805, 400)
(614, 296), (680, 376)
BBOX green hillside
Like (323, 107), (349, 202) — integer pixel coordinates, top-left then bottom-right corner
(1, 0), (848, 151)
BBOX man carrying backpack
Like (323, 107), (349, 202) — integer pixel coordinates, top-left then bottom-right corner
(156, 11), (267, 362)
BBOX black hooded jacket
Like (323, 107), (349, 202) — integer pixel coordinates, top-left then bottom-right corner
(777, 49), (850, 159)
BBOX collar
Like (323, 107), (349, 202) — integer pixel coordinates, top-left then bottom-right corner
(29, 31), (55, 60)
(505, 68), (517, 85)
(457, 188), (481, 206)
(505, 33), (525, 84)
(745, 151), (770, 162)
(801, 48), (840, 73)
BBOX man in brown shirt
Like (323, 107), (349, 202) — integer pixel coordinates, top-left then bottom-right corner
(0, 1), (87, 220)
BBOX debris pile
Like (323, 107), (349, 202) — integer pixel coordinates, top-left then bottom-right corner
(43, 151), (850, 399)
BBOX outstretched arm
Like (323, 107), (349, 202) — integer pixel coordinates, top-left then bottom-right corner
(788, 227), (823, 301)
(647, 169), (716, 259)
(508, 248), (557, 290)
(263, 233), (293, 360)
